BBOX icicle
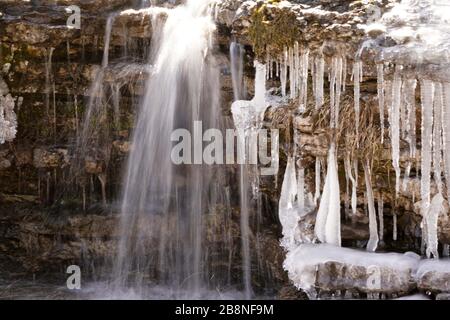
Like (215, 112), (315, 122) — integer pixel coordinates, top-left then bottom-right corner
(253, 61), (267, 110)
(344, 156), (350, 219)
(276, 60), (279, 78)
(420, 80), (434, 223)
(269, 129), (280, 188)
(297, 163), (305, 212)
(364, 160), (378, 252)
(310, 57), (316, 100)
(293, 42), (300, 99)
(314, 143), (341, 246)
(402, 79), (417, 191)
(342, 57), (347, 93)
(281, 48), (288, 97)
(377, 64), (385, 143)
(279, 157), (299, 250)
(345, 155), (357, 217)
(330, 57), (343, 129)
(378, 194), (384, 242)
(353, 160), (358, 207)
(334, 57), (343, 128)
(391, 66), (402, 196)
(424, 193), (444, 259)
(314, 158), (321, 203)
(314, 56), (325, 110)
(353, 61), (361, 140)
(289, 47), (296, 99)
(433, 83), (443, 195)
(393, 212), (398, 241)
(299, 50), (309, 112)
(443, 83), (450, 203)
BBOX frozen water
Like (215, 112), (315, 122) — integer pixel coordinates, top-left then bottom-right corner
(364, 162), (379, 252)
(420, 80), (434, 220)
(0, 93), (17, 144)
(314, 144), (341, 247)
(279, 157), (300, 250)
(284, 244), (420, 294)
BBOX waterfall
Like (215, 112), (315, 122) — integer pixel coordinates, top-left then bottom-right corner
(113, 0), (232, 298)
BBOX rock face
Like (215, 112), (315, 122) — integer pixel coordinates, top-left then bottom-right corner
(0, 206), (118, 275)
(1, 0), (450, 299)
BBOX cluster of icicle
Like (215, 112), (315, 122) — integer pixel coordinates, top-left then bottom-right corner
(272, 42), (412, 253)
(271, 42), (357, 250)
(378, 64), (450, 259)
(0, 77), (17, 144)
(275, 39), (450, 259)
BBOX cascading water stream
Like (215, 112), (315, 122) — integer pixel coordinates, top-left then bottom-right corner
(113, 0), (235, 298)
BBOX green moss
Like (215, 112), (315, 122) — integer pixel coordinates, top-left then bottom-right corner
(248, 2), (301, 60)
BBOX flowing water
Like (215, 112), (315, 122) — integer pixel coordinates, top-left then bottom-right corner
(112, 0), (237, 298)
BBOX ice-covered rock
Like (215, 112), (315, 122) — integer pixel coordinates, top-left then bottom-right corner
(284, 244), (420, 297)
(416, 259), (450, 293)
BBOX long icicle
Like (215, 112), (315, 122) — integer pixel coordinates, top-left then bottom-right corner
(377, 64), (385, 143)
(315, 55), (325, 110)
(314, 143), (341, 246)
(345, 154), (357, 217)
(364, 160), (379, 252)
(353, 61), (361, 141)
(433, 83), (444, 195)
(403, 79), (417, 191)
(443, 83), (450, 203)
(378, 194), (384, 242)
(420, 79), (434, 247)
(391, 66), (402, 196)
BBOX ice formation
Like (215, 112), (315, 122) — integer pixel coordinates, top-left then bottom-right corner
(378, 195), (384, 242)
(0, 77), (17, 144)
(364, 162), (379, 252)
(377, 64), (385, 143)
(231, 61), (269, 143)
(393, 212), (398, 241)
(279, 157), (300, 250)
(297, 163), (305, 212)
(284, 244), (420, 295)
(0, 93), (17, 144)
(274, 0), (450, 299)
(423, 193), (445, 259)
(416, 258), (450, 290)
(314, 144), (341, 247)
(314, 158), (321, 203)
(390, 67), (402, 195)
(345, 155), (358, 217)
(313, 56), (325, 109)
(420, 80), (434, 237)
(329, 56), (344, 129)
(352, 61), (362, 139)
(403, 78), (417, 190)
(433, 83), (444, 195)
(370, 0), (450, 258)
(444, 83), (450, 202)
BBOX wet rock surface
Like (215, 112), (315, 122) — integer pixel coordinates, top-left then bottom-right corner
(1, 0), (450, 299)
